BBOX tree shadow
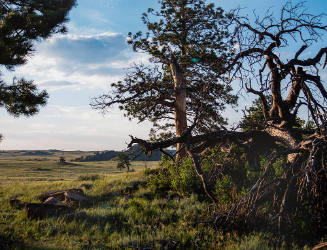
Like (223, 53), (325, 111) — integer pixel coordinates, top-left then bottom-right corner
(0, 234), (61, 250)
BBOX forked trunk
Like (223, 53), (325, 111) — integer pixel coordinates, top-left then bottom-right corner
(170, 62), (187, 160)
(265, 124), (302, 163)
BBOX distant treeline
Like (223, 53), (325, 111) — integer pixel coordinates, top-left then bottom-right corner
(73, 150), (118, 162)
(73, 144), (175, 162)
(23, 151), (52, 156)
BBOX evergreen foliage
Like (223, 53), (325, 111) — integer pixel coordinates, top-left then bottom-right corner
(117, 152), (131, 171)
(58, 156), (66, 164)
(240, 97), (272, 132)
(0, 78), (48, 117)
(92, 0), (237, 139)
(0, 0), (76, 69)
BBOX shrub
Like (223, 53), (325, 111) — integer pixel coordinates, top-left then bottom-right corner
(78, 175), (100, 181)
(146, 145), (260, 205)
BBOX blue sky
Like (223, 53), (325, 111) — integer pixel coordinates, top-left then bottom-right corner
(1, 0), (326, 151)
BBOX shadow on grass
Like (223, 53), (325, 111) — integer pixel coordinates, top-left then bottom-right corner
(58, 162), (81, 167)
(81, 179), (148, 206)
(0, 234), (61, 250)
(59, 179), (152, 233)
(34, 168), (51, 171)
(12, 244), (63, 250)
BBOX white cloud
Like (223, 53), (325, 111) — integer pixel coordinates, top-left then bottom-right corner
(0, 32), (154, 150)
(0, 104), (152, 151)
(43, 33), (129, 64)
(5, 32), (148, 91)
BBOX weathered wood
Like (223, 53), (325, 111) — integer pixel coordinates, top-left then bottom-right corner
(25, 203), (73, 219)
(64, 191), (86, 202)
(313, 242), (327, 250)
(37, 188), (84, 202)
(170, 60), (187, 160)
(43, 197), (62, 205)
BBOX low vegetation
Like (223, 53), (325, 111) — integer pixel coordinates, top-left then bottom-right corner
(0, 151), (157, 183)
(0, 153), (324, 249)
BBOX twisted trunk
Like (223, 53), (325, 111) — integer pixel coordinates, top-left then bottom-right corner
(170, 61), (187, 160)
(265, 124), (302, 163)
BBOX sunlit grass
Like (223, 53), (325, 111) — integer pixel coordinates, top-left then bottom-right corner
(0, 155), (316, 249)
(0, 157), (158, 183)
(0, 171), (216, 249)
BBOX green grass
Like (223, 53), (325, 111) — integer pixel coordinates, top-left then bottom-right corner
(0, 154), (318, 249)
(0, 154), (157, 183)
(0, 171), (214, 249)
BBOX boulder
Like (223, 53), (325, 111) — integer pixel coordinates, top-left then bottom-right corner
(64, 191), (86, 202)
(37, 188), (84, 202)
(43, 197), (62, 205)
(25, 203), (73, 219)
(80, 183), (92, 191)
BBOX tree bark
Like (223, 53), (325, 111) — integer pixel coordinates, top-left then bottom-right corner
(170, 61), (187, 160)
(267, 57), (284, 121)
(265, 124), (302, 163)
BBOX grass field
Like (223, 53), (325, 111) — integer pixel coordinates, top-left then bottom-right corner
(0, 150), (156, 183)
(0, 151), (317, 249)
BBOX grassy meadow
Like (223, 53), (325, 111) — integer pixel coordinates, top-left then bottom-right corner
(0, 151), (154, 183)
(0, 151), (317, 249)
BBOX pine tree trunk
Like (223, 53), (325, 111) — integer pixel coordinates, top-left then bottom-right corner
(170, 62), (187, 160)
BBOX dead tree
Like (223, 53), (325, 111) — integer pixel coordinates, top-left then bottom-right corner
(228, 2), (327, 231)
(128, 2), (327, 234)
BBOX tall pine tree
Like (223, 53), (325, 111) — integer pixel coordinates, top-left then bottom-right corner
(92, 0), (237, 159)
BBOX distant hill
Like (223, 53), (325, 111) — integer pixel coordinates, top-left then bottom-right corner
(23, 150), (53, 156)
(73, 144), (176, 162)
(73, 150), (118, 162)
(48, 149), (61, 152)
(127, 144), (175, 161)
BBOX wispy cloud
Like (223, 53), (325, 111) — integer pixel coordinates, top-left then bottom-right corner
(42, 33), (129, 64)
(0, 31), (153, 150)
(0, 104), (152, 150)
(6, 32), (148, 91)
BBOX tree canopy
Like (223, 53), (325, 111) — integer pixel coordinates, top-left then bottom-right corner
(92, 0), (237, 158)
(116, 152), (131, 172)
(1, 0), (76, 68)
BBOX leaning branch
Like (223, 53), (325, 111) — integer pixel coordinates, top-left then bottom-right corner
(128, 129), (269, 154)
(285, 47), (327, 69)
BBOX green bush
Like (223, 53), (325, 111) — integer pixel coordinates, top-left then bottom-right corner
(145, 144), (275, 210)
(145, 144), (323, 240)
(146, 155), (201, 196)
(215, 175), (236, 207)
(77, 174), (100, 181)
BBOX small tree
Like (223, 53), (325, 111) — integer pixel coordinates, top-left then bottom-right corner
(116, 152), (131, 172)
(58, 156), (66, 165)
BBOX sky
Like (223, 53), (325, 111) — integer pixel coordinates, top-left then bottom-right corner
(0, 0), (326, 151)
